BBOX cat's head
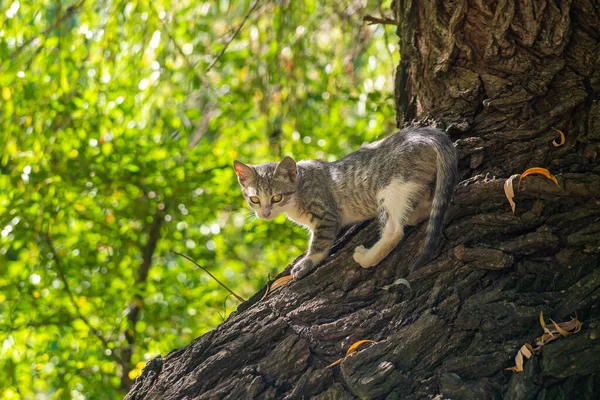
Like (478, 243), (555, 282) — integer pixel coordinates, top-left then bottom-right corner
(233, 156), (298, 220)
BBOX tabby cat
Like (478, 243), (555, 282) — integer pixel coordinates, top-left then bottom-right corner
(233, 127), (458, 278)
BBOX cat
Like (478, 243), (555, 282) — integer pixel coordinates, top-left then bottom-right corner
(233, 127), (458, 279)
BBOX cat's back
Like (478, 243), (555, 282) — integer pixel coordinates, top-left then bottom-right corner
(331, 128), (441, 172)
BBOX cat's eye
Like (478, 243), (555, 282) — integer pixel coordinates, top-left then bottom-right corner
(271, 194), (282, 203)
(249, 196), (260, 204)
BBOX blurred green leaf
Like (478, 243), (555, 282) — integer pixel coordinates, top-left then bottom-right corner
(0, 0), (398, 397)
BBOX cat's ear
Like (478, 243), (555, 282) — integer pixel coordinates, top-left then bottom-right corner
(233, 160), (256, 184)
(274, 156), (297, 183)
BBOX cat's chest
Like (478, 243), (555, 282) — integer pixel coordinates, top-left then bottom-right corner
(285, 208), (317, 231)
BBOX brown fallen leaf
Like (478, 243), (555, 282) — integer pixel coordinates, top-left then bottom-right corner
(519, 167), (560, 187)
(327, 340), (376, 368)
(536, 317), (582, 346)
(539, 311), (546, 328)
(508, 314), (582, 372)
(506, 343), (536, 372)
(260, 275), (294, 301)
(504, 174), (520, 213)
(552, 128), (566, 147)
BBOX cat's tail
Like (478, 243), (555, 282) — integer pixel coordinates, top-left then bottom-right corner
(410, 134), (457, 272)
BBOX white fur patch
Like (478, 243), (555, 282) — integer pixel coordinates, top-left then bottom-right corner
(353, 180), (426, 267)
(339, 207), (370, 226)
(283, 201), (317, 230)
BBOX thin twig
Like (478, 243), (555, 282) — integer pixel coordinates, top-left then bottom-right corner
(121, 211), (163, 389)
(363, 15), (398, 26)
(171, 251), (246, 302)
(149, 4), (204, 84)
(205, 0), (263, 73)
(44, 234), (126, 366)
(13, 0), (86, 58)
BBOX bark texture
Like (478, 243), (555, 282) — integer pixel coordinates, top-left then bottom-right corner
(126, 1), (600, 399)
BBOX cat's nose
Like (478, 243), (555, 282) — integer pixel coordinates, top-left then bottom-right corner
(262, 210), (271, 218)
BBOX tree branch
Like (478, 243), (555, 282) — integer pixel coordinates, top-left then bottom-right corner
(171, 251), (246, 302)
(13, 0), (87, 58)
(149, 4), (204, 84)
(205, 0), (263, 73)
(44, 233), (125, 366)
(363, 15), (398, 26)
(121, 211), (164, 389)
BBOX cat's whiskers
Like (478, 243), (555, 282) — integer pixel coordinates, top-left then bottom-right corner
(241, 209), (257, 225)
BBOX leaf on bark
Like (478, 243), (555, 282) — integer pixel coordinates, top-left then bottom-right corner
(519, 167), (560, 187)
(507, 313), (582, 372)
(380, 278), (411, 290)
(326, 340), (376, 368)
(506, 344), (535, 372)
(504, 174), (520, 213)
(261, 275), (294, 300)
(552, 128), (566, 147)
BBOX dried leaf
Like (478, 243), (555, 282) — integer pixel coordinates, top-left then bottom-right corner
(504, 174), (520, 213)
(326, 358), (344, 368)
(521, 343), (533, 359)
(519, 167), (560, 187)
(326, 340), (376, 368)
(552, 128), (565, 147)
(550, 319), (572, 337)
(380, 278), (411, 291)
(539, 311), (546, 328)
(506, 346), (525, 372)
(346, 340), (376, 356)
(261, 275), (294, 300)
(269, 275), (294, 293)
(506, 344), (536, 372)
(511, 315), (583, 373)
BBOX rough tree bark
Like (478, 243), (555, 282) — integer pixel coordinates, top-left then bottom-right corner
(126, 1), (600, 399)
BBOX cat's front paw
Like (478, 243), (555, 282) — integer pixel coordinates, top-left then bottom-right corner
(291, 258), (315, 279)
(353, 245), (377, 268)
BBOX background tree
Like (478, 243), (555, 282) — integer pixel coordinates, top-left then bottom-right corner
(0, 0), (398, 397)
(125, 0), (600, 399)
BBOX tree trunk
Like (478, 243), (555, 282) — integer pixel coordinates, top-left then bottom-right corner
(126, 1), (600, 399)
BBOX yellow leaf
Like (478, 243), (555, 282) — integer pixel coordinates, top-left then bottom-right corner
(74, 204), (86, 212)
(506, 347), (525, 372)
(261, 275), (294, 300)
(269, 275), (293, 293)
(2, 87), (11, 100)
(519, 167), (560, 187)
(550, 319), (572, 337)
(136, 361), (146, 369)
(521, 343), (533, 359)
(33, 291), (40, 298)
(128, 368), (142, 380)
(326, 358), (344, 368)
(539, 311), (546, 328)
(326, 340), (376, 368)
(551, 128), (565, 147)
(68, 149), (79, 158)
(346, 340), (376, 356)
(504, 174), (520, 213)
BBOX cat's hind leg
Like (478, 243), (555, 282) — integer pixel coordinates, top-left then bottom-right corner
(353, 181), (423, 268)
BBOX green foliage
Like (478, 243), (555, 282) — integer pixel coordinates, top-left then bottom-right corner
(0, 0), (398, 397)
